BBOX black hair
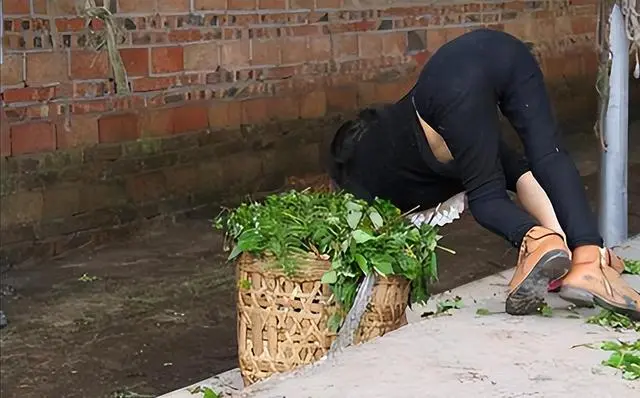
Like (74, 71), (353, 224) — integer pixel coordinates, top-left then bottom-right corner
(327, 107), (380, 201)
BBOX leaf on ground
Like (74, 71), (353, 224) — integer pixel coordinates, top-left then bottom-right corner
(623, 259), (640, 275)
(436, 296), (463, 314)
(537, 303), (553, 317)
(188, 386), (221, 398)
(475, 308), (491, 316)
(599, 339), (640, 380)
(587, 309), (640, 332)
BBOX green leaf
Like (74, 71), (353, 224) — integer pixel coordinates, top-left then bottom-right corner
(346, 201), (363, 211)
(202, 387), (221, 398)
(475, 308), (491, 316)
(327, 313), (342, 333)
(347, 210), (363, 229)
(354, 254), (368, 273)
(368, 210), (384, 229)
(373, 260), (393, 276)
(624, 259), (640, 275)
(228, 244), (243, 260)
(351, 229), (374, 243)
(321, 270), (337, 284)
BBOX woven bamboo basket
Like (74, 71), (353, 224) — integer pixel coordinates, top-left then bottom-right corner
(236, 253), (410, 385)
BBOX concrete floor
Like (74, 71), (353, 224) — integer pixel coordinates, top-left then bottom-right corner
(161, 237), (640, 398)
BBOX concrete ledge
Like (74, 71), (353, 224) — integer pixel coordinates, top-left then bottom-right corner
(160, 238), (640, 398)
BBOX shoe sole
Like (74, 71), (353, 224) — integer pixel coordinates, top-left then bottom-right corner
(559, 286), (640, 321)
(505, 250), (571, 316)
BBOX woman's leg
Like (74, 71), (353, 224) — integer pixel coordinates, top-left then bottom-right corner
(497, 138), (566, 240)
(516, 172), (565, 241)
(498, 45), (601, 249)
(499, 40), (639, 318)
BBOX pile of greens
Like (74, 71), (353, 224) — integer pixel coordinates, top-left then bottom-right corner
(215, 190), (444, 317)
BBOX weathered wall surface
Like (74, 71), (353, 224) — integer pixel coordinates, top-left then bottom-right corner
(0, 0), (618, 261)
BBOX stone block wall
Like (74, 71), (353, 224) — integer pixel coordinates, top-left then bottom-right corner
(0, 0), (612, 260)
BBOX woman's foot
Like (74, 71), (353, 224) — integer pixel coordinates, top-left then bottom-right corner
(506, 226), (571, 315)
(559, 246), (640, 320)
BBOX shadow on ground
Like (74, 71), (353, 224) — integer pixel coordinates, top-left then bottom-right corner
(2, 130), (640, 398)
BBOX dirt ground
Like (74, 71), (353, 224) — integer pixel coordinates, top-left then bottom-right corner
(2, 133), (640, 398)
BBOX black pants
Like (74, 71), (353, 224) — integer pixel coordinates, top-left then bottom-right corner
(330, 29), (602, 249)
(412, 29), (602, 249)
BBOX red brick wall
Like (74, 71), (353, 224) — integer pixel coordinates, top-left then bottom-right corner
(0, 0), (606, 261)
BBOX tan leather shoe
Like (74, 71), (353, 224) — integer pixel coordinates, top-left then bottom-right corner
(605, 248), (625, 274)
(559, 245), (640, 320)
(505, 226), (572, 315)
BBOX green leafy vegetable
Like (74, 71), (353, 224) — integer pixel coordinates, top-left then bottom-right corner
(436, 297), (464, 314)
(624, 259), (640, 275)
(587, 309), (640, 332)
(215, 191), (443, 327)
(599, 339), (640, 380)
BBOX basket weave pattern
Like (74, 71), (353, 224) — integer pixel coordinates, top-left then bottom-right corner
(236, 254), (410, 385)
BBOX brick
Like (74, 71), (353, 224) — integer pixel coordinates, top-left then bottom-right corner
(300, 91), (327, 118)
(142, 108), (175, 137)
(258, 0), (286, 8)
(281, 37), (308, 64)
(333, 34), (358, 59)
(164, 166), (199, 195)
(98, 113), (140, 144)
(220, 41), (251, 67)
(0, 192), (43, 228)
(157, 0), (190, 12)
(251, 39), (281, 65)
(126, 171), (167, 203)
(43, 187), (81, 220)
(120, 48), (150, 76)
(444, 27), (465, 42)
(1, 129), (10, 157)
(70, 51), (111, 80)
(151, 47), (184, 74)
(194, 0), (228, 9)
(358, 82), (376, 107)
(118, 0), (157, 12)
(376, 81), (410, 103)
(208, 101), (242, 129)
(132, 76), (176, 92)
(2, 0), (30, 14)
(0, 54), (24, 86)
(49, 0), (78, 15)
(309, 36), (331, 62)
(289, 0), (313, 8)
(241, 98), (270, 124)
(228, 0), (256, 9)
(32, 0), (48, 13)
(10, 122), (56, 155)
(168, 29), (203, 43)
(571, 16), (596, 35)
(184, 42), (220, 71)
(2, 87), (56, 103)
(358, 33), (382, 58)
(56, 115), (99, 149)
(382, 32), (408, 56)
(503, 22), (526, 40)
(267, 96), (299, 121)
(424, 29), (448, 50)
(316, 0), (341, 8)
(173, 105), (209, 134)
(26, 52), (68, 85)
(326, 86), (357, 112)
(55, 17), (86, 32)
